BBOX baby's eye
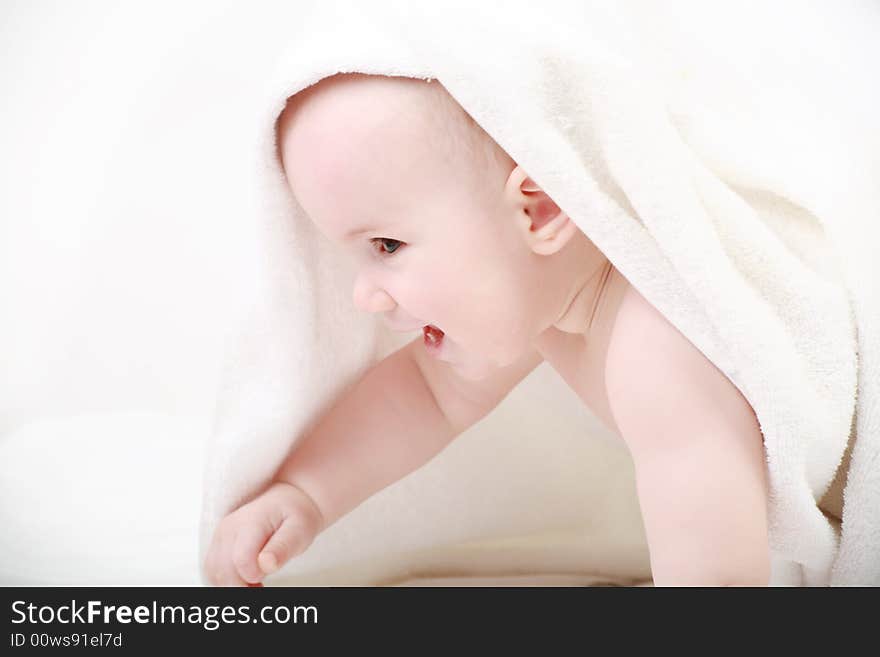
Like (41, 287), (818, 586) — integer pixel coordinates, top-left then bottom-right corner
(370, 238), (403, 256)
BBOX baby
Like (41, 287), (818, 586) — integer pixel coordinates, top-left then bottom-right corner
(204, 73), (771, 587)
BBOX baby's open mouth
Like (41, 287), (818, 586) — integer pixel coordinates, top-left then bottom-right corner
(423, 325), (445, 343)
(422, 325), (445, 353)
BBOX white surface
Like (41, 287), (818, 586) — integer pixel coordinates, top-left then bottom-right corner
(0, 0), (255, 585)
(0, 413), (206, 585)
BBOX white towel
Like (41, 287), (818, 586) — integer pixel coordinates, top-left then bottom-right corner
(198, 0), (880, 585)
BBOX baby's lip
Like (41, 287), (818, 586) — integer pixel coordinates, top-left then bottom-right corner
(384, 317), (447, 337)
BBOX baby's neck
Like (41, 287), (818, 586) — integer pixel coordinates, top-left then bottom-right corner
(552, 256), (614, 336)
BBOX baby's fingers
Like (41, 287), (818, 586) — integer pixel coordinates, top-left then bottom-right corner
(257, 513), (314, 576)
(232, 519), (278, 585)
(205, 529), (252, 587)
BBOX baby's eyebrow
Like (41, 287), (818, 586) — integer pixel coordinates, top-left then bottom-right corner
(343, 219), (402, 241)
(343, 226), (374, 240)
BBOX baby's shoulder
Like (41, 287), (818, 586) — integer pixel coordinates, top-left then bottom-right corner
(601, 270), (699, 394)
(603, 271), (759, 454)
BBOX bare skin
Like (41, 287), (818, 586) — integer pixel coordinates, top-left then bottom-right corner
(204, 74), (770, 587)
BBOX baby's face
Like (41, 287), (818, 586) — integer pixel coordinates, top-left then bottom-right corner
(277, 75), (585, 379)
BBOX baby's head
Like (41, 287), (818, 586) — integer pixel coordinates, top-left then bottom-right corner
(277, 73), (595, 379)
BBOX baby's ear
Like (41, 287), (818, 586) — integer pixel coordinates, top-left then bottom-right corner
(506, 165), (579, 256)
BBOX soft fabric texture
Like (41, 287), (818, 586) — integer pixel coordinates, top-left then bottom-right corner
(199, 0), (880, 586)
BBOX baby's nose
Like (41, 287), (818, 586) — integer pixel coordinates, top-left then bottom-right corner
(352, 277), (395, 314)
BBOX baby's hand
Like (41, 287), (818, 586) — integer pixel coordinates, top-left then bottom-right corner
(204, 481), (324, 586)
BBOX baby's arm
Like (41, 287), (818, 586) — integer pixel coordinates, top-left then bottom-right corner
(604, 284), (771, 586)
(204, 336), (543, 586)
